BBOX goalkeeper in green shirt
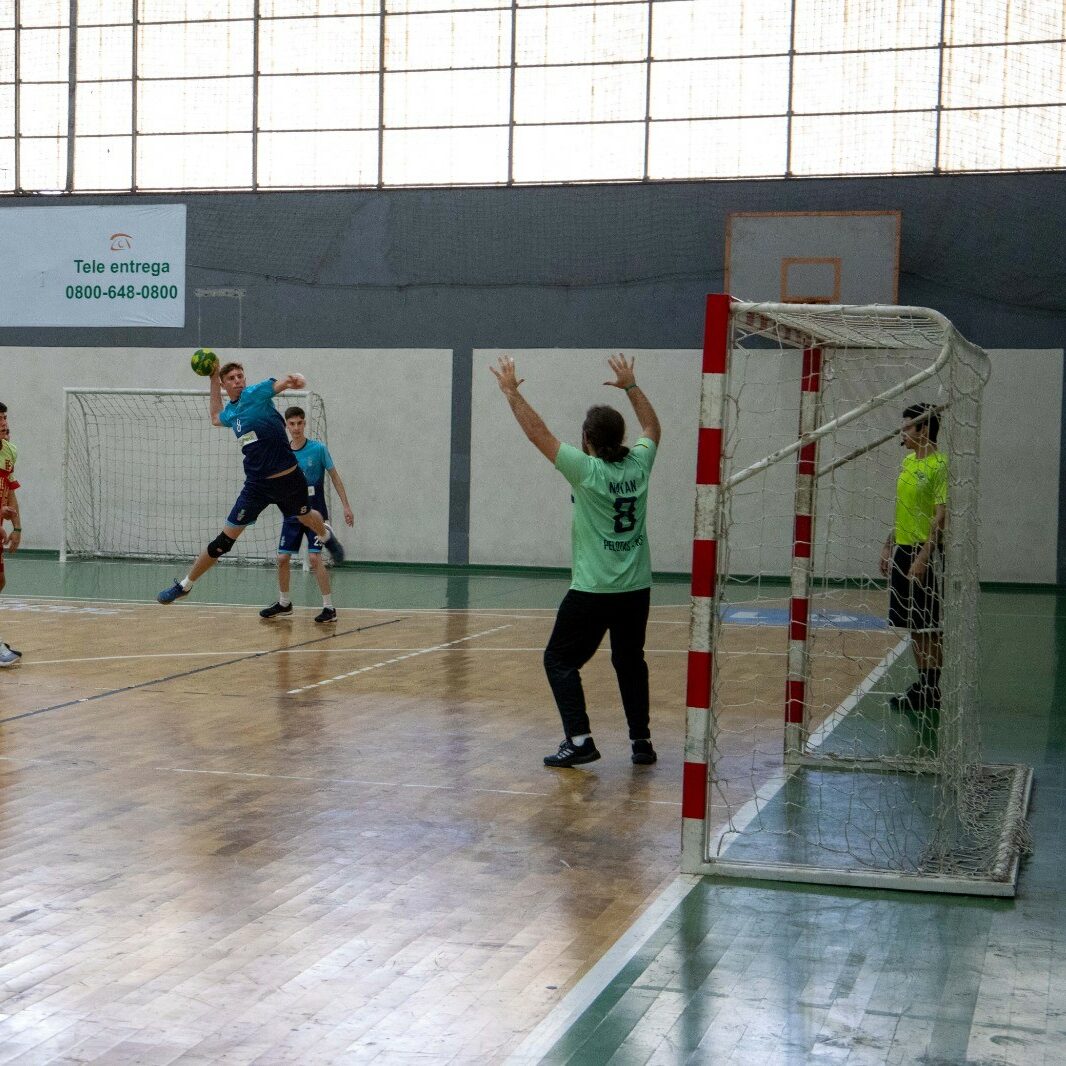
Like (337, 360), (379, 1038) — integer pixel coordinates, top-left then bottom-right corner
(880, 402), (947, 713)
(491, 353), (662, 769)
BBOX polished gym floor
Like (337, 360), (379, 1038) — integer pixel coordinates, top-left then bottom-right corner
(0, 557), (1060, 1064)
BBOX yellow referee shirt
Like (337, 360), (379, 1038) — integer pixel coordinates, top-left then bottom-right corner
(895, 451), (947, 546)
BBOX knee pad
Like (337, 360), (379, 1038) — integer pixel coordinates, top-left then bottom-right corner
(207, 531), (236, 559)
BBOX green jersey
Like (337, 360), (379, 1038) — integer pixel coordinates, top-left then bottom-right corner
(895, 450), (947, 546)
(554, 438), (657, 593)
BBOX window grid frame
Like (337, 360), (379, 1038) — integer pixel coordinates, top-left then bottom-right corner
(0, 0), (1062, 191)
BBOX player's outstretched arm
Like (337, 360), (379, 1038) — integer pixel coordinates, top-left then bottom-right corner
(490, 356), (560, 463)
(209, 365), (224, 427)
(328, 468), (355, 526)
(604, 354), (661, 445)
(273, 373), (306, 395)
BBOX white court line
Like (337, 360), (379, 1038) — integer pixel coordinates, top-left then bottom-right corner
(159, 766), (553, 798)
(284, 623), (514, 695)
(504, 875), (703, 1065)
(22, 646), (691, 666)
(505, 636), (910, 1065)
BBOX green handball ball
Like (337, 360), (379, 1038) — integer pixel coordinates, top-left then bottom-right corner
(191, 348), (218, 377)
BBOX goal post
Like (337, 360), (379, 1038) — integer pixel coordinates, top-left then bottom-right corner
(682, 295), (1032, 896)
(62, 387), (328, 566)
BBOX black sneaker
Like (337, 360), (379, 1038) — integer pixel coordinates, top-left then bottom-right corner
(544, 738), (601, 768)
(631, 739), (657, 765)
(314, 606), (337, 624)
(260, 601), (293, 619)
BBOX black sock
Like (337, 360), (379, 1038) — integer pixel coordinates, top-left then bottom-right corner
(920, 668), (941, 703)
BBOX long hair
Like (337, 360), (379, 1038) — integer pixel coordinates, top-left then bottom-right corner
(583, 405), (628, 462)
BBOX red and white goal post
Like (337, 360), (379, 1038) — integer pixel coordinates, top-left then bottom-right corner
(681, 295), (1032, 896)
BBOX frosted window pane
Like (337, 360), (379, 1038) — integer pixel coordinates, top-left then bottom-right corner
(137, 131), (251, 187)
(19, 136), (66, 189)
(388, 0), (507, 12)
(258, 129), (379, 185)
(940, 106), (1066, 170)
(138, 77), (252, 133)
(0, 138), (13, 189)
(652, 0), (792, 61)
(794, 0), (940, 52)
(20, 83), (66, 135)
(77, 26), (133, 81)
(76, 81), (132, 135)
(76, 0), (134, 27)
(791, 112), (936, 174)
(385, 11), (511, 70)
(651, 57), (789, 120)
(514, 63), (646, 123)
(0, 31), (14, 82)
(140, 0), (253, 22)
(75, 135), (132, 189)
(383, 126), (507, 184)
(262, 0), (377, 14)
(943, 43), (1066, 108)
(512, 122), (643, 182)
(385, 69), (510, 127)
(792, 48), (940, 113)
(947, 0), (1064, 46)
(19, 0), (67, 28)
(138, 22), (253, 79)
(647, 116), (786, 178)
(18, 29), (69, 82)
(259, 16), (379, 74)
(259, 73), (380, 130)
(516, 5), (647, 65)
(0, 85), (10, 136)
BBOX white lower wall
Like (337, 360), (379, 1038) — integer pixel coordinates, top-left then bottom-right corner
(1, 347), (453, 564)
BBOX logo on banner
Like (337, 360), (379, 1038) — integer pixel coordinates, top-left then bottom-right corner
(110, 232), (133, 251)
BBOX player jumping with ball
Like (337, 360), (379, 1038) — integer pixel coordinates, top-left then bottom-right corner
(157, 361), (344, 604)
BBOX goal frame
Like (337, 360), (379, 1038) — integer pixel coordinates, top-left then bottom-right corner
(680, 294), (1032, 896)
(61, 386), (323, 567)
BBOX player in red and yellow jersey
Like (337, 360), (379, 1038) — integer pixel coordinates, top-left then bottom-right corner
(0, 401), (22, 667)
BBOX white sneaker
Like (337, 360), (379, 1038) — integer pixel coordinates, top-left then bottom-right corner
(0, 642), (22, 667)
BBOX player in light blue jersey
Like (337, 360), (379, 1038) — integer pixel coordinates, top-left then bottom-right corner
(260, 406), (354, 623)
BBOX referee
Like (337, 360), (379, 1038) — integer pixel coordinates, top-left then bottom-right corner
(491, 353), (662, 768)
(880, 402), (946, 713)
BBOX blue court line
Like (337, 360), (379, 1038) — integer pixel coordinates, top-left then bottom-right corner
(722, 605), (887, 630)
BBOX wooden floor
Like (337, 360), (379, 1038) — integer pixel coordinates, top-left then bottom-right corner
(0, 593), (698, 1063)
(1, 564), (1024, 1065)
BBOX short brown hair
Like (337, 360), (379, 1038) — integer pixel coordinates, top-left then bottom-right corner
(219, 361), (244, 380)
(284, 406), (305, 420)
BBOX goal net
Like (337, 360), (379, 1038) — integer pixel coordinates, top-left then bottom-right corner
(682, 296), (1032, 895)
(63, 388), (329, 565)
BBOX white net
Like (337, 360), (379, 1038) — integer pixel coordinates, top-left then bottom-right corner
(691, 302), (1031, 894)
(63, 389), (328, 565)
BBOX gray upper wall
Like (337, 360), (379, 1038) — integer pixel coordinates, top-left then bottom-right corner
(0, 172), (1063, 351)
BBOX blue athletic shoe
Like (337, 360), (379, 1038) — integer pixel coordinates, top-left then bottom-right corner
(157, 580), (190, 604)
(322, 522), (345, 565)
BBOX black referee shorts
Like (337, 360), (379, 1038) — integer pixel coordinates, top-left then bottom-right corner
(888, 544), (942, 633)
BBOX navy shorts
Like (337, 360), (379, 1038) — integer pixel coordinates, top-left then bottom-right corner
(888, 544), (942, 632)
(227, 467), (310, 528)
(278, 503), (328, 555)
